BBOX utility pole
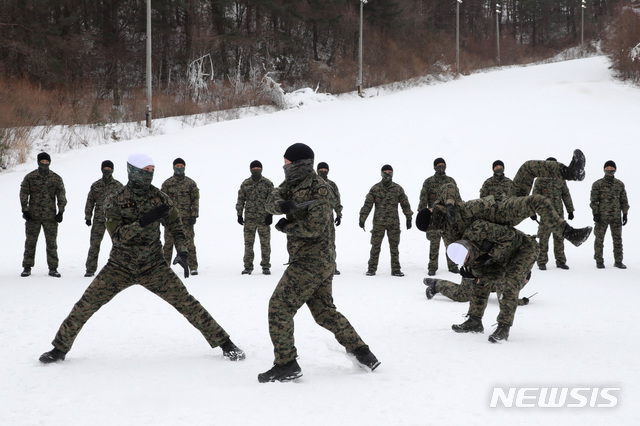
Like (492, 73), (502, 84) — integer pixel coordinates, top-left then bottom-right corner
(496, 3), (501, 66)
(581, 0), (586, 52)
(456, 0), (462, 75)
(145, 0), (152, 128)
(357, 1), (368, 96)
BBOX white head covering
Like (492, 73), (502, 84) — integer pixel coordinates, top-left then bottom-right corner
(447, 242), (469, 265)
(127, 153), (155, 169)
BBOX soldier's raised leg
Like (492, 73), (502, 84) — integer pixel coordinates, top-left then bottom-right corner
(512, 150), (585, 196)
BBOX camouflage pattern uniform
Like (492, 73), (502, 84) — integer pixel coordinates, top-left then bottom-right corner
(419, 173), (460, 273)
(532, 177), (574, 267)
(236, 172), (274, 271)
(590, 171), (629, 265)
(479, 173), (514, 202)
(162, 174), (199, 271)
(266, 160), (368, 365)
(360, 172), (413, 273)
(49, 166), (230, 354)
(318, 170), (343, 272)
(84, 171), (123, 274)
(460, 221), (539, 327)
(20, 165), (67, 270)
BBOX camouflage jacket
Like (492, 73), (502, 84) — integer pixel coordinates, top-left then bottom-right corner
(84, 176), (124, 222)
(266, 171), (333, 265)
(360, 180), (413, 226)
(324, 178), (343, 219)
(236, 175), (274, 223)
(590, 175), (629, 222)
(20, 169), (67, 221)
(161, 175), (199, 220)
(532, 177), (573, 216)
(479, 174), (514, 202)
(105, 185), (186, 273)
(418, 174), (460, 210)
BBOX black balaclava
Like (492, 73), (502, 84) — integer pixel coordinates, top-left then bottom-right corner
(604, 160), (617, 178)
(250, 160), (263, 181)
(381, 164), (393, 185)
(283, 143), (314, 186)
(173, 158), (186, 177)
(317, 161), (329, 180)
(37, 152), (51, 174)
(434, 157), (446, 176)
(492, 160), (505, 177)
(101, 160), (114, 180)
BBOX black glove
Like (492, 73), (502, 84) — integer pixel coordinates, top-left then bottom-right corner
(406, 218), (412, 230)
(275, 218), (290, 233)
(530, 214), (537, 221)
(568, 211), (574, 220)
(335, 216), (341, 227)
(22, 211), (31, 221)
(189, 217), (197, 226)
(278, 200), (297, 214)
(86, 219), (92, 226)
(623, 213), (628, 226)
(459, 265), (476, 280)
(55, 212), (64, 223)
(445, 205), (456, 224)
(237, 215), (244, 225)
(521, 297), (530, 306)
(593, 214), (601, 225)
(139, 204), (171, 227)
(359, 221), (365, 229)
(265, 214), (273, 226)
(173, 252), (189, 278)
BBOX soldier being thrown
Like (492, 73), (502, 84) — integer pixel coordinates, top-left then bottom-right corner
(258, 143), (379, 383)
(39, 153), (245, 364)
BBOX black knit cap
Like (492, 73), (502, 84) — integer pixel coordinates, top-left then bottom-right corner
(101, 160), (114, 169)
(546, 157), (557, 162)
(173, 157), (186, 166)
(381, 164), (393, 172)
(492, 160), (504, 170)
(433, 157), (446, 167)
(416, 208), (432, 232)
(37, 152), (51, 163)
(284, 143), (314, 162)
(250, 160), (263, 169)
(604, 160), (617, 169)
(317, 162), (329, 171)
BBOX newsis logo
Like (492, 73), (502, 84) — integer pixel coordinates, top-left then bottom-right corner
(489, 387), (620, 408)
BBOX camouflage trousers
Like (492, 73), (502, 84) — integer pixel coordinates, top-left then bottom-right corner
(164, 223), (198, 270)
(268, 259), (366, 364)
(51, 259), (230, 353)
(513, 160), (565, 197)
(537, 225), (566, 266)
(436, 278), (529, 305)
(490, 195), (568, 234)
(85, 221), (108, 274)
(368, 223), (401, 272)
(427, 230), (458, 272)
(593, 220), (623, 263)
(467, 237), (538, 327)
(22, 219), (58, 269)
(242, 221), (271, 270)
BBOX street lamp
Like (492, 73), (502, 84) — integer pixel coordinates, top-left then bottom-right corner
(496, 3), (501, 66)
(145, 0), (152, 128)
(456, 0), (462, 75)
(581, 0), (586, 51)
(357, 0), (368, 96)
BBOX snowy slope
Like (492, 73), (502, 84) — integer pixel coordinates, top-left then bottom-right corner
(1, 56), (638, 425)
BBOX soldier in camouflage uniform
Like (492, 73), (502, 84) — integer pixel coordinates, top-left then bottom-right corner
(447, 220), (539, 343)
(590, 160), (630, 269)
(512, 149), (586, 196)
(20, 152), (67, 278)
(39, 153), (244, 364)
(162, 158), (200, 275)
(531, 157), (575, 270)
(317, 161), (343, 275)
(360, 164), (413, 277)
(258, 143), (379, 383)
(418, 158), (461, 276)
(84, 160), (124, 277)
(479, 160), (514, 201)
(236, 160), (274, 275)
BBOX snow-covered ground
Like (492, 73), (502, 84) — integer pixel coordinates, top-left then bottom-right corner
(1, 56), (638, 425)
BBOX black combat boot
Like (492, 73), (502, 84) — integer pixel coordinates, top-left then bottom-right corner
(391, 270), (405, 277)
(262, 268), (270, 275)
(423, 278), (438, 300)
(351, 346), (381, 371)
(488, 323), (511, 343)
(563, 225), (592, 247)
(614, 262), (627, 269)
(452, 316), (484, 333)
(557, 263), (569, 270)
(39, 347), (67, 364)
(241, 268), (252, 275)
(596, 261), (605, 269)
(21, 267), (31, 277)
(220, 339), (246, 361)
(366, 270), (376, 276)
(560, 149), (586, 181)
(48, 269), (61, 278)
(258, 359), (302, 383)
